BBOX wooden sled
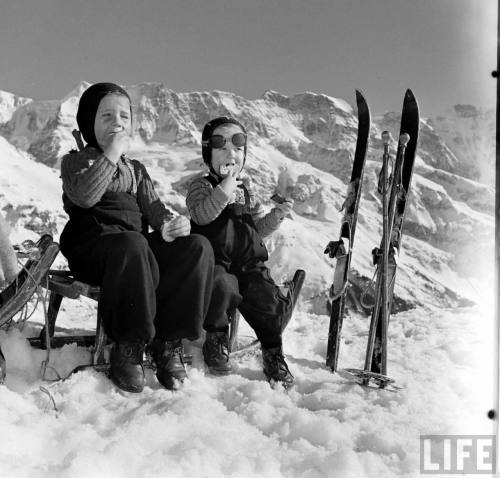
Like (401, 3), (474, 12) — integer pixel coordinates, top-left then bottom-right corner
(27, 270), (110, 372)
(5, 240), (305, 380)
(0, 234), (59, 329)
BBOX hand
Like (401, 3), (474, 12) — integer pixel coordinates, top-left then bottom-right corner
(103, 131), (131, 164)
(161, 216), (191, 242)
(273, 198), (294, 220)
(219, 169), (242, 202)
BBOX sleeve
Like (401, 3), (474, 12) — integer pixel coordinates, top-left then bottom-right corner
(60, 151), (117, 208)
(248, 185), (283, 237)
(186, 176), (230, 225)
(135, 162), (175, 231)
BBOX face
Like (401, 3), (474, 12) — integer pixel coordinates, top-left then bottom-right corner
(210, 123), (246, 177)
(93, 93), (132, 150)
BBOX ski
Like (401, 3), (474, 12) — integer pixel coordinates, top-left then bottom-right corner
(365, 89), (420, 378)
(324, 89), (371, 372)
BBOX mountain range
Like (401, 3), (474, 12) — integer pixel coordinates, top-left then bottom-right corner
(0, 82), (495, 315)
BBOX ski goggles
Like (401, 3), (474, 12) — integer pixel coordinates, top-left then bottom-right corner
(203, 133), (247, 149)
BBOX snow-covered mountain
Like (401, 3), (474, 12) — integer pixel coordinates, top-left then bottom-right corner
(0, 83), (495, 313)
(429, 105), (495, 186)
(0, 84), (495, 478)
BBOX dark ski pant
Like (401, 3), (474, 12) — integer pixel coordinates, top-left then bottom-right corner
(66, 230), (214, 343)
(205, 262), (292, 349)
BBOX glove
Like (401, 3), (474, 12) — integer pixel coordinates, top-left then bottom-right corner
(161, 216), (191, 242)
(273, 198), (294, 220)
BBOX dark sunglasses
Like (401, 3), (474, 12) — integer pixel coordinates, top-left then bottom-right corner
(203, 133), (247, 149)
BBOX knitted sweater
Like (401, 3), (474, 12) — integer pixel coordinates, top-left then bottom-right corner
(61, 147), (173, 231)
(186, 175), (282, 238)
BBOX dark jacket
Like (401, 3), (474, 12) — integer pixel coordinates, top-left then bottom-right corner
(190, 175), (268, 272)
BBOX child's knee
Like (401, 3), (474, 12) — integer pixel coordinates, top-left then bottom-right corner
(184, 234), (213, 259)
(113, 232), (149, 257)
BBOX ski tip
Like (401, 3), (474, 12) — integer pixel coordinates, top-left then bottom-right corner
(404, 89), (418, 106)
(402, 89), (420, 119)
(355, 89), (366, 101)
(355, 90), (370, 119)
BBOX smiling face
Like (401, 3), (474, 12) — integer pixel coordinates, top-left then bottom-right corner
(209, 123), (246, 177)
(93, 93), (132, 151)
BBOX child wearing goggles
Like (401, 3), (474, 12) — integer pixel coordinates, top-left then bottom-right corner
(202, 132), (247, 149)
(186, 116), (299, 389)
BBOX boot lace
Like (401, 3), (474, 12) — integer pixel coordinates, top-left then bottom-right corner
(119, 342), (144, 364)
(162, 340), (186, 370)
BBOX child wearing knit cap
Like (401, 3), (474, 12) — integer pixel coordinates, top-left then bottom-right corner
(186, 116), (303, 388)
(60, 83), (214, 393)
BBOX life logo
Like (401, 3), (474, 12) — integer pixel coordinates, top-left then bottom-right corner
(420, 435), (496, 474)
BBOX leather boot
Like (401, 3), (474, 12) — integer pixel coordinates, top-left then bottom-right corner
(150, 339), (187, 390)
(203, 330), (232, 375)
(110, 341), (145, 393)
(262, 345), (294, 389)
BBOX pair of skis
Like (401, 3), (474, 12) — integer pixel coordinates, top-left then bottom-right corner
(325, 89), (419, 389)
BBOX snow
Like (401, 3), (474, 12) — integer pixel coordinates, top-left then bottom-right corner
(0, 87), (495, 477)
(0, 301), (493, 477)
(0, 137), (62, 213)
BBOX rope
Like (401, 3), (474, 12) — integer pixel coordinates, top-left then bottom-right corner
(39, 386), (59, 413)
(359, 265), (397, 310)
(330, 282), (349, 302)
(360, 268), (378, 309)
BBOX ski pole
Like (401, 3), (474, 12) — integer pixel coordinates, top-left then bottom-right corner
(364, 132), (410, 377)
(364, 131), (392, 377)
(380, 131), (391, 376)
(380, 133), (410, 375)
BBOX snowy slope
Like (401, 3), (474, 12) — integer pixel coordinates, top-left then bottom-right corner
(0, 301), (493, 477)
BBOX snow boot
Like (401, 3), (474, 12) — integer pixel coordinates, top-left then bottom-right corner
(109, 341), (145, 393)
(262, 346), (294, 389)
(150, 339), (187, 390)
(203, 330), (233, 375)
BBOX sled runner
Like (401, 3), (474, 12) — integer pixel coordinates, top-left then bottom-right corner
(0, 234), (59, 383)
(27, 270), (109, 371)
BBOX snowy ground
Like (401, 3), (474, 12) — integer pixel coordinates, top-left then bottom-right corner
(0, 121), (495, 477)
(0, 294), (494, 478)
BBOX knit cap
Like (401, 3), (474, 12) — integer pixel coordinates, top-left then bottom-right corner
(76, 82), (131, 149)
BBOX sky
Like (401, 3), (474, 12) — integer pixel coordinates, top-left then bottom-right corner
(0, 0), (496, 117)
